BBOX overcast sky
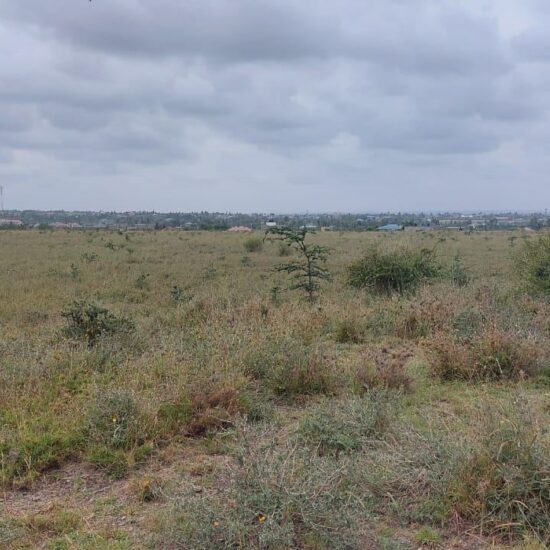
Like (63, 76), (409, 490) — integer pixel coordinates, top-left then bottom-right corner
(0, 1), (549, 212)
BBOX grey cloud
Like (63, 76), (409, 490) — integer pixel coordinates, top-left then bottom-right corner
(2, 1), (333, 61)
(513, 27), (550, 62)
(2, 0), (508, 75)
(0, 0), (549, 211)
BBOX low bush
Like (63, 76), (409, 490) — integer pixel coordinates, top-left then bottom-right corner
(267, 343), (336, 398)
(347, 246), (441, 295)
(354, 348), (414, 392)
(243, 236), (263, 253)
(515, 233), (550, 295)
(0, 517), (22, 546)
(426, 326), (542, 381)
(61, 300), (134, 346)
(334, 317), (363, 344)
(242, 336), (334, 393)
(170, 284), (192, 303)
(452, 307), (484, 340)
(184, 386), (244, 437)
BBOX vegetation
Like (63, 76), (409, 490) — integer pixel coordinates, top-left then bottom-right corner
(61, 300), (135, 346)
(266, 226), (331, 301)
(243, 236), (263, 253)
(347, 245), (441, 295)
(516, 233), (550, 295)
(0, 228), (549, 548)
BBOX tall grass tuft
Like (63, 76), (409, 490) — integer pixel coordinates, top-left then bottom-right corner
(243, 236), (263, 253)
(448, 406), (550, 543)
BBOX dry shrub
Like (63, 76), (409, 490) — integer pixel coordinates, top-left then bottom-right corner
(132, 476), (165, 502)
(426, 325), (542, 382)
(354, 347), (414, 392)
(424, 332), (473, 381)
(185, 386), (244, 437)
(473, 324), (540, 380)
(247, 339), (338, 398)
(271, 346), (337, 398)
(394, 290), (463, 340)
(334, 317), (363, 344)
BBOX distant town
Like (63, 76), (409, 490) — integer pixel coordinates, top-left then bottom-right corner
(0, 210), (548, 232)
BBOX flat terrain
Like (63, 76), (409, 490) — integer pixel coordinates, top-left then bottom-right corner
(1, 228), (549, 549)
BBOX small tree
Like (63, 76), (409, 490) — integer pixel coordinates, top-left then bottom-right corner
(266, 227), (330, 302)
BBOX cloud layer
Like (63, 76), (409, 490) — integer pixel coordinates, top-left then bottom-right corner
(0, 0), (549, 211)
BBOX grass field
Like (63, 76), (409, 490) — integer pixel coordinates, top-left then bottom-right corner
(1, 228), (549, 549)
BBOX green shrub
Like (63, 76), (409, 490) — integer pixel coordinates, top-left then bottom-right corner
(170, 285), (192, 303)
(135, 272), (150, 289)
(81, 251), (98, 263)
(243, 236), (263, 253)
(61, 300), (134, 346)
(516, 233), (550, 295)
(347, 246), (441, 295)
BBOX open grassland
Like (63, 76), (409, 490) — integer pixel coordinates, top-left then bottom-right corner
(1, 228), (549, 549)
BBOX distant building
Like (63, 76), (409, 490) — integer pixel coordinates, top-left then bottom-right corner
(49, 222), (81, 229)
(265, 220), (277, 228)
(227, 226), (253, 233)
(378, 224), (403, 231)
(0, 219), (23, 226)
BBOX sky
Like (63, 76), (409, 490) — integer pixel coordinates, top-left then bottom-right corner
(0, 0), (549, 213)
